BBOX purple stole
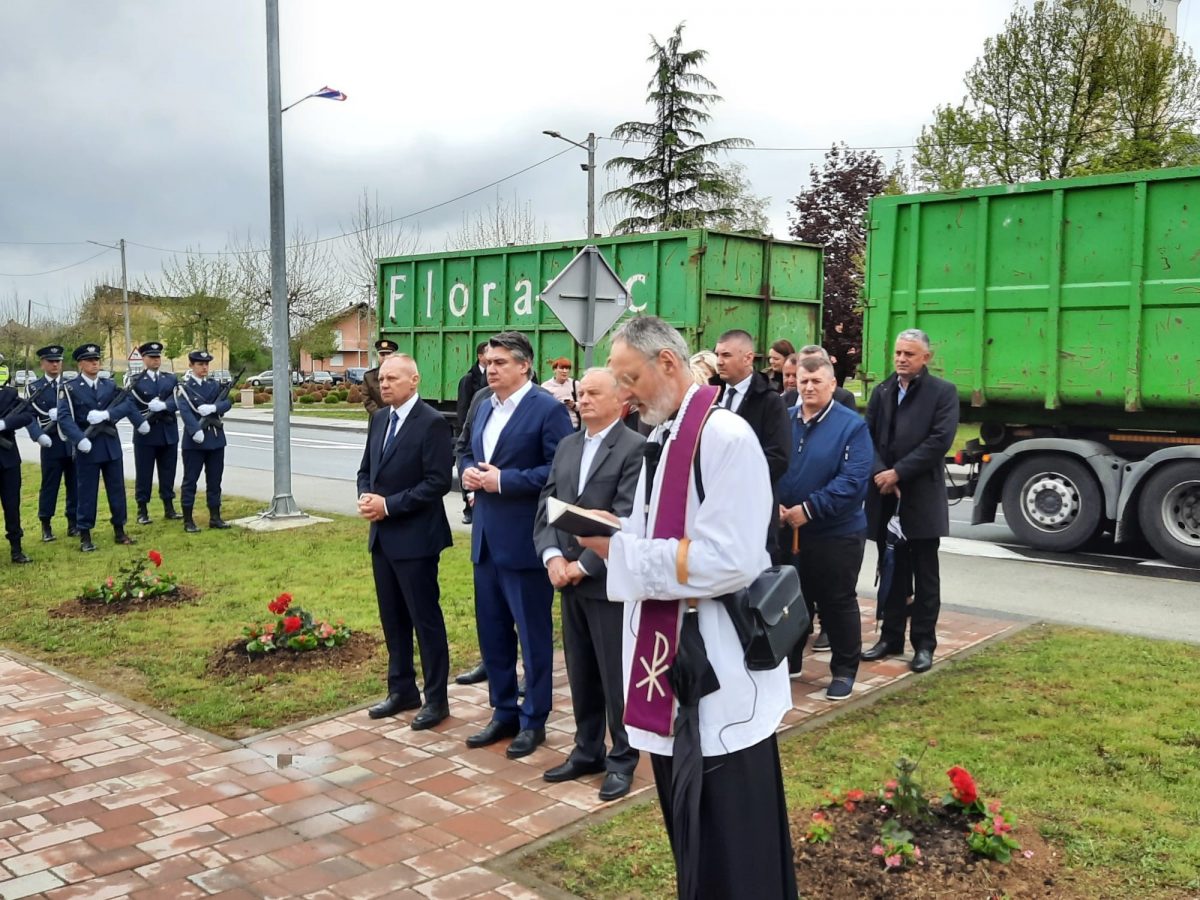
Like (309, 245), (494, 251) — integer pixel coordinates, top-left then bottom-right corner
(623, 384), (720, 736)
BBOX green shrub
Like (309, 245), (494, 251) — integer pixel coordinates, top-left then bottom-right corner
(323, 393), (340, 404)
(298, 393), (317, 404)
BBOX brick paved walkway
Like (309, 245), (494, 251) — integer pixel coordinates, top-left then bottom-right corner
(0, 603), (1016, 899)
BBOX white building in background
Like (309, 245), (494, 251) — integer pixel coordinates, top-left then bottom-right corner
(1123, 0), (1181, 32)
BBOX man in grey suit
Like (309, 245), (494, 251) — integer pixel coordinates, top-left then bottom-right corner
(534, 367), (645, 801)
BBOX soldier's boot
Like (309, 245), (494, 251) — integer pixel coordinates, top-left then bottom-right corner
(208, 506), (231, 530)
(40, 518), (56, 543)
(183, 507), (201, 534)
(10, 541), (31, 564)
(67, 518), (78, 538)
(136, 503), (152, 526)
(163, 500), (182, 520)
(114, 525), (136, 546)
(79, 529), (96, 553)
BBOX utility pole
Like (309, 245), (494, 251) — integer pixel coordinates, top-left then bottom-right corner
(543, 129), (597, 238)
(87, 237), (133, 368)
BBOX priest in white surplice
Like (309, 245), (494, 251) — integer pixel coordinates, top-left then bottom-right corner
(579, 316), (797, 900)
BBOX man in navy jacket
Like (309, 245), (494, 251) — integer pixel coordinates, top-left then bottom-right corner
(357, 354), (454, 729)
(127, 341), (181, 525)
(176, 350), (233, 532)
(777, 356), (873, 701)
(459, 331), (573, 759)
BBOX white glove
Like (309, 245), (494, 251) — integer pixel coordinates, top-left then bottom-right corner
(197, 403), (217, 416)
(0, 420), (5, 432)
(148, 398), (167, 412)
(86, 409), (110, 425)
(137, 421), (150, 435)
(77, 438), (93, 454)
(48, 408), (58, 422)
(193, 430), (205, 444)
(37, 434), (53, 448)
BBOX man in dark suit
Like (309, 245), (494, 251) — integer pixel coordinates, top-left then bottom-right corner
(362, 339), (397, 415)
(534, 367), (644, 801)
(24, 345), (77, 543)
(58, 343), (148, 552)
(357, 354), (454, 729)
(455, 341), (489, 524)
(127, 341), (181, 525)
(862, 328), (959, 673)
(0, 374), (35, 563)
(459, 331), (573, 758)
(176, 350), (233, 532)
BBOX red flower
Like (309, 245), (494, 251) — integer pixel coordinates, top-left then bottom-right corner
(283, 616), (302, 634)
(947, 766), (978, 806)
(147, 550), (163, 567)
(268, 592), (294, 615)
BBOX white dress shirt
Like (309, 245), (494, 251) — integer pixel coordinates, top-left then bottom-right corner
(541, 419), (619, 570)
(607, 385), (789, 757)
(481, 378), (534, 463)
(723, 373), (753, 414)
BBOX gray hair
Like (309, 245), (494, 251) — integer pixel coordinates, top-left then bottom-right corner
(797, 344), (831, 362)
(895, 328), (931, 350)
(488, 331), (533, 365)
(581, 366), (619, 389)
(797, 355), (835, 376)
(612, 316), (689, 365)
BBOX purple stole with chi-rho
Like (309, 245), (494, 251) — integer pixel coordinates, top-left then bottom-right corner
(623, 384), (720, 736)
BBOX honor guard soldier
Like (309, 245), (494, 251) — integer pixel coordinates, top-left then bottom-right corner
(0, 363), (35, 563)
(58, 343), (149, 552)
(176, 350), (233, 532)
(127, 342), (181, 525)
(362, 339), (397, 414)
(24, 345), (78, 542)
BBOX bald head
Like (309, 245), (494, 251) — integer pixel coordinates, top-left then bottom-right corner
(379, 354), (419, 408)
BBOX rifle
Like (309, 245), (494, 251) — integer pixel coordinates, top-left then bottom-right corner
(82, 382), (135, 441)
(130, 369), (174, 425)
(0, 393), (32, 451)
(198, 366), (245, 430)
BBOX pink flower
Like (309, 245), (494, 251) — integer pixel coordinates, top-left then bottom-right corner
(106, 577), (114, 588)
(878, 805), (889, 813)
(885, 854), (903, 869)
(1022, 850), (1034, 859)
(913, 846), (922, 859)
(988, 799), (1002, 815)
(871, 844), (884, 857)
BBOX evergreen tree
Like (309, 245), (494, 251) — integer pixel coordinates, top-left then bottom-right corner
(604, 23), (752, 233)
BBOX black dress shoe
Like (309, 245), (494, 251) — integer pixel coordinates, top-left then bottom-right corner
(461, 509), (473, 525)
(466, 719), (520, 748)
(136, 505), (151, 525)
(67, 522), (78, 538)
(209, 510), (231, 529)
(79, 530), (96, 553)
(11, 549), (31, 565)
(598, 771), (633, 802)
(40, 523), (55, 543)
(163, 501), (182, 520)
(410, 702), (450, 731)
(911, 648), (934, 673)
(114, 530), (136, 545)
(862, 641), (903, 662)
(505, 728), (546, 759)
(543, 758), (605, 783)
(455, 663), (488, 685)
(367, 694), (421, 719)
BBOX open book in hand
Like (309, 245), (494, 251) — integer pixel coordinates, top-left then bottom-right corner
(546, 496), (620, 538)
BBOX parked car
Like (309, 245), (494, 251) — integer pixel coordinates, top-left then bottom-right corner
(11, 369), (36, 388)
(62, 371), (78, 382)
(98, 370), (113, 380)
(307, 371), (334, 385)
(330, 372), (344, 385)
(345, 367), (368, 385)
(248, 371), (274, 388)
(211, 369), (232, 385)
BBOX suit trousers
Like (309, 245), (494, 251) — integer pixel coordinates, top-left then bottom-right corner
(1, 466), (22, 543)
(370, 553), (449, 705)
(651, 734), (798, 900)
(785, 534), (864, 680)
(76, 456), (128, 531)
(473, 547), (554, 731)
(879, 537), (941, 652)
(181, 449), (224, 509)
(134, 442), (177, 504)
(39, 453), (76, 523)
(560, 587), (637, 775)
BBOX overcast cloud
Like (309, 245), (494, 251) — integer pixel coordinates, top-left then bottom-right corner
(2, 0), (1197, 319)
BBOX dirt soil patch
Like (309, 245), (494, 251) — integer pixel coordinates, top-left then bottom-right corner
(207, 630), (379, 678)
(793, 802), (1091, 899)
(49, 585), (203, 619)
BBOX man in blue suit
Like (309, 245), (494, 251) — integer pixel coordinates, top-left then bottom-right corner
(58, 343), (149, 552)
(357, 354), (454, 729)
(24, 345), (77, 543)
(127, 341), (181, 525)
(460, 331), (573, 758)
(176, 350), (233, 532)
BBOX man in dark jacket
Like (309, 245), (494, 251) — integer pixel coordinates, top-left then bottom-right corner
(362, 339), (397, 414)
(862, 329), (959, 673)
(455, 341), (489, 524)
(777, 356), (873, 699)
(0, 376), (35, 563)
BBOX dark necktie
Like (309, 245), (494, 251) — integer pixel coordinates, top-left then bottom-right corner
(723, 386), (737, 410)
(383, 410), (400, 452)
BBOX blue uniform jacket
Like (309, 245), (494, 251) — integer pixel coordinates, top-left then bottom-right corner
(24, 377), (73, 461)
(776, 400), (874, 541)
(58, 377), (144, 464)
(176, 377), (232, 450)
(0, 386), (35, 469)
(127, 370), (179, 446)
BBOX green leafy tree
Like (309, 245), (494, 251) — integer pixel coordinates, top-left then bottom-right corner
(914, 0), (1200, 190)
(604, 22), (752, 233)
(708, 162), (772, 234)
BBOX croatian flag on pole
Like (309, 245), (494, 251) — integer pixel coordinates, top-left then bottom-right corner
(313, 86), (348, 101)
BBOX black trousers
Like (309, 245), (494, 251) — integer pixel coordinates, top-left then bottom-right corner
(181, 448), (224, 510)
(38, 453), (76, 523)
(785, 533), (864, 680)
(1, 465), (22, 543)
(561, 587), (637, 775)
(879, 537), (941, 652)
(134, 442), (177, 504)
(371, 553), (449, 705)
(76, 456), (127, 531)
(651, 734), (798, 900)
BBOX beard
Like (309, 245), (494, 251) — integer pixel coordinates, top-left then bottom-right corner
(637, 391), (677, 427)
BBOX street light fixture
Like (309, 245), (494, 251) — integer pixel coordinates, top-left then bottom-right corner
(542, 130), (596, 239)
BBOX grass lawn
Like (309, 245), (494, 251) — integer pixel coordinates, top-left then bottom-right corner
(523, 626), (1200, 899)
(1, 464), (485, 738)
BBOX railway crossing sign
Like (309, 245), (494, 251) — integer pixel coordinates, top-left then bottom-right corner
(539, 245), (628, 366)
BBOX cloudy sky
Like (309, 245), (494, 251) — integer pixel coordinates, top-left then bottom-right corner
(2, 0), (1197, 319)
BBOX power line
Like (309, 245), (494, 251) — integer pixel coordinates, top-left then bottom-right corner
(0, 240), (93, 247)
(0, 249), (112, 277)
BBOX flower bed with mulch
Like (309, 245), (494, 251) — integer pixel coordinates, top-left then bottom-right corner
(207, 631), (378, 677)
(49, 584), (203, 619)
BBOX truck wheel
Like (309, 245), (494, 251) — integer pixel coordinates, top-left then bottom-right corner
(1001, 455), (1103, 552)
(1137, 461), (1200, 568)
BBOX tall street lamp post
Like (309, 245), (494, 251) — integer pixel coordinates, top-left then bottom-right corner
(542, 130), (596, 239)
